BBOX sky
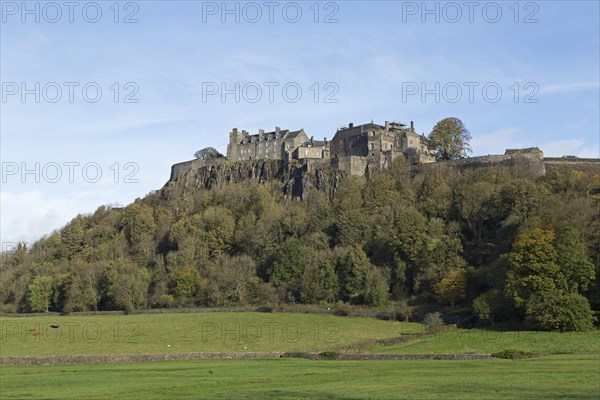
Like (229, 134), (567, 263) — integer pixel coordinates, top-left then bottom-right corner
(1, 0), (599, 246)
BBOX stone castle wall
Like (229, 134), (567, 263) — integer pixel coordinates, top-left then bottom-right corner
(544, 158), (600, 174)
(412, 152), (547, 178)
(170, 158), (228, 181)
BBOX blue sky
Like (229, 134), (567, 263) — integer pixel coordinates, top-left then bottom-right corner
(1, 0), (599, 245)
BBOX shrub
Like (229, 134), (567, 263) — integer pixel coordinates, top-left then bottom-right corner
(155, 294), (174, 308)
(334, 303), (353, 317)
(389, 301), (413, 322)
(423, 312), (445, 332)
(491, 349), (537, 359)
(318, 351), (340, 360)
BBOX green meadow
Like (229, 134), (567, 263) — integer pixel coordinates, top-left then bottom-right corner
(0, 312), (421, 356)
(1, 355), (598, 399)
(2, 312), (599, 357)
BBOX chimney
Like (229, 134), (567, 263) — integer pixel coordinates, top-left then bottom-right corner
(259, 129), (264, 135)
(410, 121), (414, 131)
(275, 126), (280, 134)
(310, 136), (314, 146)
(349, 123), (354, 128)
(385, 121), (389, 130)
(233, 128), (238, 134)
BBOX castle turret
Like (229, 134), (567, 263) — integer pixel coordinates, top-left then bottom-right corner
(227, 128), (247, 161)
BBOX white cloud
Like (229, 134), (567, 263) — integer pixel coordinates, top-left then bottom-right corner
(1, 190), (122, 245)
(470, 128), (532, 156)
(540, 139), (599, 158)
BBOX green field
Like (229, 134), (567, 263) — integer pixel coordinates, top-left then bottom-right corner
(1, 355), (598, 399)
(2, 312), (599, 357)
(2, 313), (599, 399)
(0, 312), (421, 356)
(371, 328), (600, 355)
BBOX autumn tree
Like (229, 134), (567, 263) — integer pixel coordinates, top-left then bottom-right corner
(434, 268), (467, 306)
(427, 117), (472, 160)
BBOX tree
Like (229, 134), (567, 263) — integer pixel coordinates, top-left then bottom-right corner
(472, 289), (514, 325)
(172, 266), (203, 302)
(525, 290), (595, 332)
(336, 246), (388, 306)
(65, 263), (99, 312)
(506, 228), (596, 331)
(27, 275), (54, 312)
(554, 228), (595, 293)
(454, 181), (497, 244)
(506, 228), (560, 308)
(268, 239), (313, 301)
(427, 117), (472, 160)
(300, 259), (339, 304)
(434, 268), (467, 306)
(103, 260), (150, 311)
(194, 147), (224, 161)
(204, 255), (260, 306)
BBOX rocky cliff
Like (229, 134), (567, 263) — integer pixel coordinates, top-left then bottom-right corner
(161, 149), (599, 203)
(162, 158), (343, 201)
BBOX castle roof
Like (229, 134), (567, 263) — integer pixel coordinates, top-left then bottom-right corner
(240, 128), (306, 143)
(332, 123), (383, 141)
(299, 139), (328, 148)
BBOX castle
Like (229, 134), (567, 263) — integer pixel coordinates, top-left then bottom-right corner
(226, 119), (436, 175)
(168, 119), (599, 183)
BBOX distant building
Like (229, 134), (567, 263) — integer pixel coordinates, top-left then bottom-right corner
(227, 127), (311, 161)
(225, 119), (436, 175)
(293, 137), (330, 160)
(330, 120), (436, 175)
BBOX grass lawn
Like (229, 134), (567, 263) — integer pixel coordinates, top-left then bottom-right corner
(2, 312), (598, 357)
(1, 355), (598, 399)
(0, 312), (421, 356)
(370, 328), (600, 355)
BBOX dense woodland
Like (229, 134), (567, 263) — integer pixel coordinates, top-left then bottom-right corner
(2, 158), (599, 331)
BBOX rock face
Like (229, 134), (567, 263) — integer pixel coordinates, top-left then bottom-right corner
(162, 148), (599, 203)
(163, 159), (343, 201)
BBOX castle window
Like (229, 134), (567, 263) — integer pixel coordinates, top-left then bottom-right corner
(370, 143), (375, 150)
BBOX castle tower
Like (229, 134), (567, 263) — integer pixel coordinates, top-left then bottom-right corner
(227, 128), (246, 161)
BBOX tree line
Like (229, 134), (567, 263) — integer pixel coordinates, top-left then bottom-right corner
(1, 157), (599, 331)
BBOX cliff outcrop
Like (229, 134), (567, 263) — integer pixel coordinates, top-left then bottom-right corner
(163, 159), (342, 201)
